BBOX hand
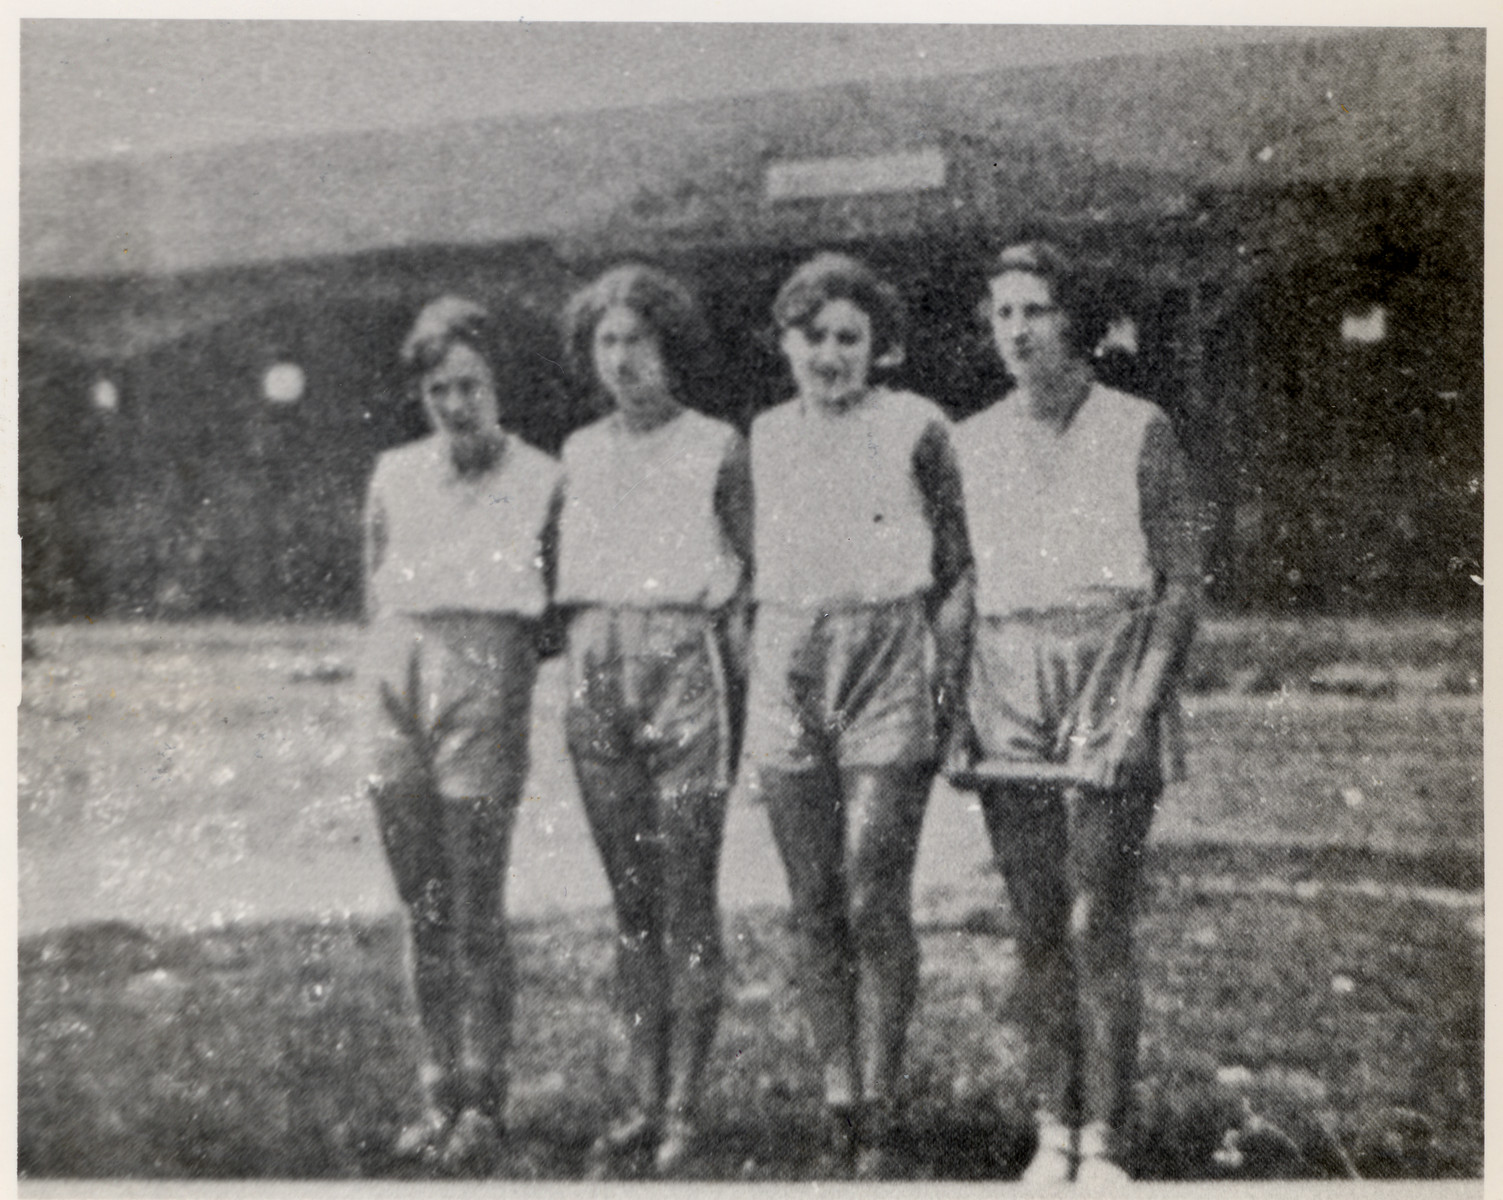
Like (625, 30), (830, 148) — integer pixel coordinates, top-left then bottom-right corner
(1092, 710), (1154, 790)
(933, 681), (975, 777)
(720, 603), (752, 680)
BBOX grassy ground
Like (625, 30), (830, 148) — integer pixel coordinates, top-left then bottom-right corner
(17, 617), (1484, 1180)
(18, 885), (1481, 1181)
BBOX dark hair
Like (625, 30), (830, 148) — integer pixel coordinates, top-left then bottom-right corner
(772, 252), (906, 361)
(561, 263), (712, 403)
(983, 241), (1111, 360)
(400, 295), (511, 380)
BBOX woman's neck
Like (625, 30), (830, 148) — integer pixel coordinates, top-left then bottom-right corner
(804, 384), (875, 418)
(1019, 363), (1093, 433)
(617, 393), (683, 435)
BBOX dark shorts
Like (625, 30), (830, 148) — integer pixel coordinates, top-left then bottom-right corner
(564, 606), (736, 800)
(966, 603), (1165, 791)
(363, 611), (539, 801)
(743, 598), (936, 775)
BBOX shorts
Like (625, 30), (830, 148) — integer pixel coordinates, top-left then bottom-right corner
(743, 598), (936, 774)
(363, 611), (539, 801)
(966, 602), (1168, 791)
(563, 606), (736, 799)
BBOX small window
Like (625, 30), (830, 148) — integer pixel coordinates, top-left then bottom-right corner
(263, 362), (306, 404)
(90, 379), (119, 412)
(1341, 306), (1387, 345)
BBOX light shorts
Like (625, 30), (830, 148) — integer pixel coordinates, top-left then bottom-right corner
(743, 597), (936, 775)
(966, 601), (1169, 791)
(563, 605), (736, 800)
(363, 610), (539, 801)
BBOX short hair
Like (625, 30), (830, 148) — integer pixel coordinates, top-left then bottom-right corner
(771, 252), (906, 360)
(561, 263), (713, 400)
(985, 241), (1111, 360)
(400, 295), (510, 380)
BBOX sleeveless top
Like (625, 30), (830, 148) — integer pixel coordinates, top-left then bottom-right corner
(957, 384), (1158, 616)
(366, 433), (560, 617)
(556, 407), (745, 610)
(752, 387), (945, 607)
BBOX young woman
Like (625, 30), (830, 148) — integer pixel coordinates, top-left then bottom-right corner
(361, 296), (562, 1172)
(949, 241), (1206, 1184)
(556, 264), (751, 1177)
(744, 252), (972, 1178)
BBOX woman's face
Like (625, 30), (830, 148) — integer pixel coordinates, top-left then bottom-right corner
(420, 340), (500, 443)
(779, 297), (875, 411)
(987, 270), (1075, 383)
(592, 303), (676, 423)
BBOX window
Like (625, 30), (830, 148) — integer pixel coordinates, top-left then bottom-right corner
(1341, 306), (1387, 345)
(263, 362), (306, 404)
(90, 379), (119, 412)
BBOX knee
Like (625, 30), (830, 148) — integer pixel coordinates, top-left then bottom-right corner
(668, 931), (725, 1013)
(849, 878), (915, 959)
(1068, 891), (1133, 975)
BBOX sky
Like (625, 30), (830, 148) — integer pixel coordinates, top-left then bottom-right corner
(21, 21), (1353, 164)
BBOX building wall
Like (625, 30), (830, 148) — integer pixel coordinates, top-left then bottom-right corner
(19, 176), (1483, 619)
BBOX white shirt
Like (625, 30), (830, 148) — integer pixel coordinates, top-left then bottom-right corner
(365, 434), (561, 617)
(752, 387), (946, 607)
(556, 408), (745, 609)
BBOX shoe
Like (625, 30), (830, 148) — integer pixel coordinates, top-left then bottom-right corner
(855, 1144), (900, 1181)
(654, 1115), (695, 1177)
(854, 1098), (900, 1180)
(1073, 1152), (1133, 1188)
(1074, 1122), (1132, 1188)
(585, 1108), (660, 1179)
(593, 1108), (659, 1155)
(391, 1107), (450, 1161)
(438, 1106), (503, 1175)
(814, 1104), (858, 1178)
(1019, 1115), (1074, 1185)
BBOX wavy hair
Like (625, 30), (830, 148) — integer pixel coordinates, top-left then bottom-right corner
(561, 263), (713, 406)
(983, 241), (1111, 361)
(771, 251), (906, 363)
(400, 295), (513, 381)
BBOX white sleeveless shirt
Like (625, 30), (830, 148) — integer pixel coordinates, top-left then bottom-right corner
(752, 387), (945, 607)
(556, 408), (745, 610)
(957, 384), (1158, 615)
(366, 434), (560, 617)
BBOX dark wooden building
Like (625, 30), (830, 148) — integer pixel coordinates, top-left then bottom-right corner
(20, 28), (1483, 619)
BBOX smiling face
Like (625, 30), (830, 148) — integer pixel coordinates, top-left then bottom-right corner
(591, 303), (678, 428)
(420, 340), (501, 452)
(986, 269), (1077, 386)
(780, 298), (876, 412)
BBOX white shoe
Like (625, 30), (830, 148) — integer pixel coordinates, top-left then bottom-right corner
(391, 1107), (449, 1161)
(438, 1107), (503, 1174)
(1072, 1153), (1132, 1189)
(1073, 1122), (1132, 1189)
(1019, 1115), (1074, 1185)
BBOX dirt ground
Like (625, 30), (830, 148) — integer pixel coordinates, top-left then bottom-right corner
(16, 617), (1484, 1181)
(17, 618), (1482, 933)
